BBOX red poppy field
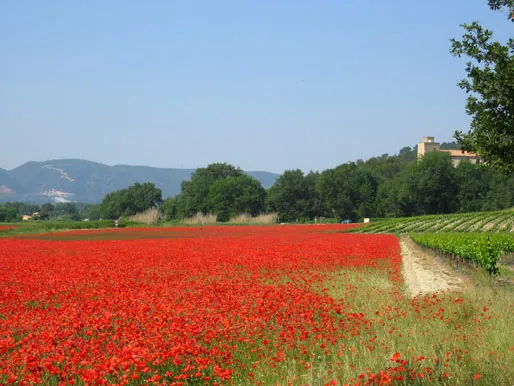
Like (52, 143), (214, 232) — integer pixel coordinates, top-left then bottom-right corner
(1, 225), (513, 385)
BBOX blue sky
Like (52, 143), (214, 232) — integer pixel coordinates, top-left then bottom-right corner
(1, 0), (512, 173)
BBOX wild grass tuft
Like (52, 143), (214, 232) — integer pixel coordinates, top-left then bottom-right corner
(128, 208), (160, 225)
(228, 213), (278, 225)
(182, 212), (218, 225)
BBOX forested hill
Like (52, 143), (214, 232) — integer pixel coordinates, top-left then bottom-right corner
(259, 140), (513, 223)
(0, 159), (279, 204)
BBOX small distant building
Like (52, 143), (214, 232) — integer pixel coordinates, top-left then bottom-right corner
(417, 136), (480, 166)
(363, 218), (370, 223)
(22, 215), (32, 221)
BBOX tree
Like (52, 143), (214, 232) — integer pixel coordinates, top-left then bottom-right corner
(267, 170), (320, 222)
(318, 164), (359, 221)
(53, 203), (81, 221)
(81, 204), (101, 220)
(488, 0), (514, 20)
(6, 202), (40, 216)
(171, 163), (267, 221)
(100, 183), (162, 219)
(451, 1), (514, 172)
(0, 204), (18, 222)
(375, 176), (404, 218)
(454, 160), (492, 212)
(176, 163), (243, 217)
(376, 152), (458, 217)
(394, 162), (422, 217)
(39, 203), (54, 220)
(161, 197), (178, 220)
(415, 152), (458, 214)
(129, 182), (163, 214)
(481, 170), (514, 210)
(303, 172), (323, 219)
(397, 146), (417, 162)
(206, 175), (265, 221)
(355, 170), (378, 219)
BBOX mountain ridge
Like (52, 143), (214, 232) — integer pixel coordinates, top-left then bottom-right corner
(0, 159), (279, 204)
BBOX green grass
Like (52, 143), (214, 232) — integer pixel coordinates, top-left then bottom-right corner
(351, 209), (514, 235)
(0, 220), (129, 237)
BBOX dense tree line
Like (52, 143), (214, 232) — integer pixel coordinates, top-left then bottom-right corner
(268, 151), (514, 222)
(159, 147), (514, 223)
(0, 202), (95, 222)
(3, 148), (514, 225)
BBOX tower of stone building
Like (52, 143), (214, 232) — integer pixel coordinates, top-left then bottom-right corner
(417, 136), (440, 158)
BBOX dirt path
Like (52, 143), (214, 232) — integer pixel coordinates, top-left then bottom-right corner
(400, 236), (469, 297)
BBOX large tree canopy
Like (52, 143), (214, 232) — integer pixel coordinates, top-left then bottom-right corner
(175, 163), (244, 217)
(451, 0), (514, 172)
(206, 174), (266, 221)
(100, 182), (162, 219)
(173, 163), (266, 221)
(267, 170), (320, 222)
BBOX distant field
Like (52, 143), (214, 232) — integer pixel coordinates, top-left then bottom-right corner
(0, 220), (121, 237)
(351, 209), (514, 234)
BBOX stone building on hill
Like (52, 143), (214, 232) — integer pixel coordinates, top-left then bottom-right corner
(417, 136), (480, 166)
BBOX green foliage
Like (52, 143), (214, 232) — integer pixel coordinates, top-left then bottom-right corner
(415, 152), (458, 214)
(439, 141), (461, 150)
(487, 0), (514, 20)
(4, 202), (39, 215)
(375, 177), (404, 218)
(454, 160), (491, 212)
(374, 152), (458, 217)
(410, 232), (514, 275)
(172, 163), (267, 222)
(80, 204), (101, 220)
(206, 174), (265, 222)
(100, 182), (162, 219)
(161, 197), (178, 221)
(52, 203), (81, 221)
(175, 163), (244, 218)
(0, 204), (18, 222)
(482, 172), (514, 211)
(39, 203), (54, 220)
(267, 170), (320, 222)
(0, 201), (90, 222)
(317, 164), (381, 221)
(451, 1), (514, 172)
(265, 145), (514, 222)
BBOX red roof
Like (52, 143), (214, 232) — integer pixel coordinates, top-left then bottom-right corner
(440, 149), (479, 157)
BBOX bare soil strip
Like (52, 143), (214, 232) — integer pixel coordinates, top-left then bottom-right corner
(400, 236), (470, 297)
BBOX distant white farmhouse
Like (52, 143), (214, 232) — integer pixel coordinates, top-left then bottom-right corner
(417, 136), (480, 167)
